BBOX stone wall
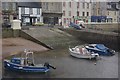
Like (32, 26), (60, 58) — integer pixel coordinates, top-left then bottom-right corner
(85, 23), (119, 32)
(60, 28), (119, 51)
(2, 29), (20, 38)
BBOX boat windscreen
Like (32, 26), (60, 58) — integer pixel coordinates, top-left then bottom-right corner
(95, 44), (107, 50)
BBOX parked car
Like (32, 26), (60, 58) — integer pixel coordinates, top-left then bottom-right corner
(2, 22), (11, 28)
(69, 22), (82, 30)
(32, 22), (44, 26)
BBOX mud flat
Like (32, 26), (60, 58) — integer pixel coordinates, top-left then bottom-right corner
(2, 38), (49, 58)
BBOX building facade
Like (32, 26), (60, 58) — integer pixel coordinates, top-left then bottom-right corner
(91, 2), (107, 22)
(62, 1), (76, 26)
(18, 2), (42, 26)
(62, 0), (92, 26)
(77, 1), (92, 23)
(106, 2), (119, 23)
(2, 2), (17, 23)
(42, 2), (62, 25)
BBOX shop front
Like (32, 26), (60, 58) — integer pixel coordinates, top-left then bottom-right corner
(42, 13), (62, 25)
(91, 16), (107, 22)
(21, 14), (38, 26)
(74, 16), (91, 24)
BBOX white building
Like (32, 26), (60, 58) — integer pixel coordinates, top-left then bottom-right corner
(77, 1), (91, 23)
(106, 10), (119, 22)
(62, 0), (92, 26)
(18, 2), (43, 26)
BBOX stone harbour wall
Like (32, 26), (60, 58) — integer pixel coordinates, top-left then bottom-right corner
(60, 28), (119, 51)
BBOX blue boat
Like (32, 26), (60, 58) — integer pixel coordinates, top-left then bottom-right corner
(85, 44), (115, 56)
(69, 22), (82, 30)
(4, 50), (56, 73)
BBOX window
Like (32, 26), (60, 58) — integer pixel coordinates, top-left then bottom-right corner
(64, 18), (66, 24)
(77, 11), (79, 16)
(98, 9), (100, 15)
(21, 7), (25, 14)
(46, 2), (48, 10)
(107, 4), (111, 9)
(25, 8), (29, 14)
(77, 2), (79, 8)
(118, 2), (120, 8)
(2, 2), (5, 10)
(82, 12), (85, 16)
(87, 3), (89, 9)
(12, 3), (16, 11)
(87, 12), (89, 16)
(114, 11), (116, 15)
(83, 3), (85, 9)
(69, 11), (71, 16)
(108, 11), (109, 15)
(63, 10), (65, 16)
(37, 8), (40, 15)
(37, 17), (40, 22)
(63, 2), (66, 7)
(69, 2), (71, 8)
(3, 2), (9, 10)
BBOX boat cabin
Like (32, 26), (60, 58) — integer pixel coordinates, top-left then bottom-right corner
(10, 51), (35, 66)
(11, 58), (22, 65)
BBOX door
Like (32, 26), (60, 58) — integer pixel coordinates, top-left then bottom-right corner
(30, 17), (32, 25)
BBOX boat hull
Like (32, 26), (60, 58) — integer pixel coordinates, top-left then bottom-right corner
(4, 60), (49, 73)
(69, 48), (97, 59)
(86, 47), (115, 56)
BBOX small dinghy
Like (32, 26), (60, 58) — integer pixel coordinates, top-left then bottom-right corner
(4, 49), (56, 73)
(85, 44), (115, 56)
(69, 46), (99, 59)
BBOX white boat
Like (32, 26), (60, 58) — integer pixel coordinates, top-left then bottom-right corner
(69, 46), (99, 59)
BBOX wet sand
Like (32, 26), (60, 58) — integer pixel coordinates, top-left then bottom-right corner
(2, 38), (49, 58)
(2, 47), (118, 78)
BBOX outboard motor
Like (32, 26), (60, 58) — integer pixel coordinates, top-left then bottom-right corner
(44, 62), (56, 69)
